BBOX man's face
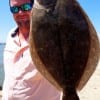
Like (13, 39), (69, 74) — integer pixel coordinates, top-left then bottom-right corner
(10, 0), (32, 28)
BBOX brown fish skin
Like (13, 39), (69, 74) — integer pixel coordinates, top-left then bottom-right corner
(29, 0), (99, 100)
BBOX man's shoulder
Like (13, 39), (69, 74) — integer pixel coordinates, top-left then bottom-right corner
(8, 26), (18, 37)
(5, 26), (18, 45)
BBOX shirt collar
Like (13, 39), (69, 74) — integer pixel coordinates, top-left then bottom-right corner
(11, 27), (29, 47)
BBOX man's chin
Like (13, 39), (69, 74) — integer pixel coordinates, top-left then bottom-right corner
(17, 20), (30, 27)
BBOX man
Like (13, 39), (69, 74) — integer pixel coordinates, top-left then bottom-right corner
(2, 0), (61, 99)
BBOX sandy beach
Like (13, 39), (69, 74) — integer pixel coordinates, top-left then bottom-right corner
(0, 61), (100, 100)
(78, 60), (100, 100)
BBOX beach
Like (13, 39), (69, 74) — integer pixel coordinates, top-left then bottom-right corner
(78, 60), (100, 100)
(0, 61), (100, 100)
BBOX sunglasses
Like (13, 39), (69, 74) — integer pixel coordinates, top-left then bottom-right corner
(10, 3), (32, 14)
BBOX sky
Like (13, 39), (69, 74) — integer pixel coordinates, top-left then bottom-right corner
(0, 0), (100, 43)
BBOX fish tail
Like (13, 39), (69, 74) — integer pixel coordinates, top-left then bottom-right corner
(62, 88), (79, 100)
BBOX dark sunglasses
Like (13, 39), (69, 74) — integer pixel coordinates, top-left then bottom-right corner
(10, 3), (32, 14)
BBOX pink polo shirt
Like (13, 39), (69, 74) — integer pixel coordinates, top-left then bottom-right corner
(2, 28), (61, 100)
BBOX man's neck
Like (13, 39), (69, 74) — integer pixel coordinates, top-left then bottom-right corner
(19, 27), (29, 40)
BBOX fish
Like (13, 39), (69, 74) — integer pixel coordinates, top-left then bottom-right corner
(29, 0), (100, 99)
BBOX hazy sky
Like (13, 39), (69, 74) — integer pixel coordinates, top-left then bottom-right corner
(0, 0), (100, 43)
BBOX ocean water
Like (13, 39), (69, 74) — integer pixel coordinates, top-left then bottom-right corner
(0, 43), (5, 87)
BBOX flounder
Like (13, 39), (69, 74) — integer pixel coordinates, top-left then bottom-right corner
(29, 0), (100, 99)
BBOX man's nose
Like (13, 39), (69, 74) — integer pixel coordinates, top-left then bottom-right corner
(18, 9), (23, 13)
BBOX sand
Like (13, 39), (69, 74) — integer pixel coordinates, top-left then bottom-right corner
(78, 60), (100, 100)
